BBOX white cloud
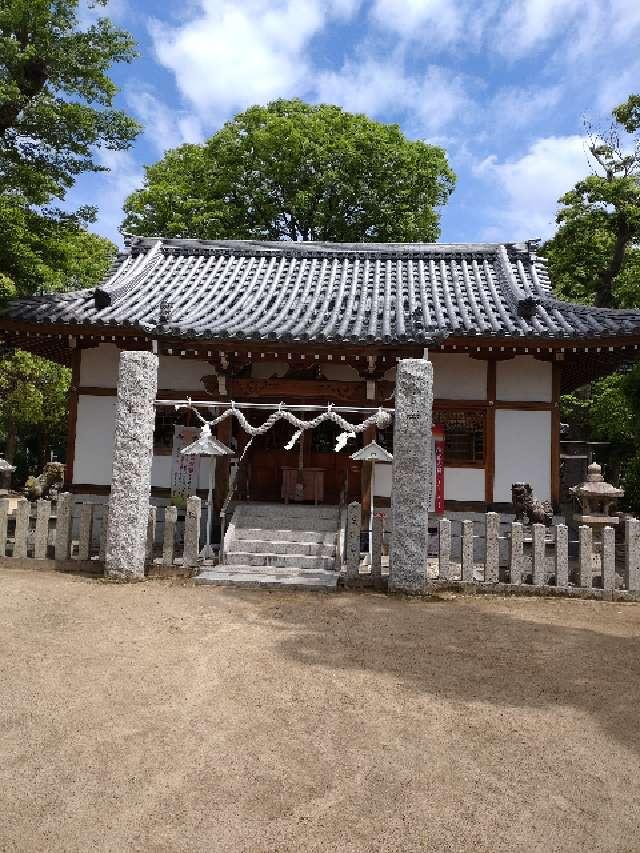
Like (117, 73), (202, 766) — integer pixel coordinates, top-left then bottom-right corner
(368, 0), (640, 59)
(316, 59), (473, 134)
(474, 135), (591, 238)
(370, 0), (462, 43)
(148, 0), (357, 123)
(125, 89), (204, 154)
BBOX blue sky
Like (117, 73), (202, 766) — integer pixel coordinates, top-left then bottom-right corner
(69, 0), (640, 246)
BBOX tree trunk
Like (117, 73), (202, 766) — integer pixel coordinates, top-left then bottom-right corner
(595, 224), (631, 307)
(1, 418), (17, 489)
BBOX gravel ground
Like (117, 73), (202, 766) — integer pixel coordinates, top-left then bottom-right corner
(1, 568), (640, 853)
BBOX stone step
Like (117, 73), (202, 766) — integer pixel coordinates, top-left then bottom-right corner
(234, 528), (336, 545)
(233, 515), (338, 532)
(226, 538), (335, 557)
(195, 568), (338, 591)
(235, 502), (339, 520)
(213, 563), (335, 577)
(225, 551), (335, 570)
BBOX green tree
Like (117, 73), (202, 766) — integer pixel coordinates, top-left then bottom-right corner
(0, 0), (138, 484)
(123, 98), (456, 242)
(544, 94), (640, 308)
(0, 0), (139, 204)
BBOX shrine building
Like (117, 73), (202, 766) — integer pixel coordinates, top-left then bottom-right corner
(3, 236), (640, 515)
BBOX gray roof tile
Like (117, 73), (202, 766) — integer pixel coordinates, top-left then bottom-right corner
(5, 237), (640, 344)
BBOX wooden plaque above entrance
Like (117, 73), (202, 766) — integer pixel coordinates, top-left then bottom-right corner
(203, 376), (394, 404)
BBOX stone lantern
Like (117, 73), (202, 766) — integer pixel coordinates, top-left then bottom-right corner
(571, 461), (624, 536)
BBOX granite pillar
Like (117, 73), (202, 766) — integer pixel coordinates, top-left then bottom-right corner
(346, 501), (361, 579)
(105, 351), (158, 579)
(461, 520), (474, 582)
(555, 524), (569, 587)
(578, 525), (592, 588)
(13, 499), (29, 559)
(532, 523), (546, 586)
(0, 497), (9, 557)
(163, 505), (178, 566)
(183, 496), (201, 567)
(389, 359), (433, 593)
(78, 504), (93, 562)
(438, 517), (451, 580)
(34, 499), (51, 560)
(601, 525), (615, 591)
(54, 493), (73, 562)
(371, 513), (382, 578)
(624, 517), (640, 592)
(485, 512), (500, 583)
(145, 506), (157, 567)
(509, 522), (524, 585)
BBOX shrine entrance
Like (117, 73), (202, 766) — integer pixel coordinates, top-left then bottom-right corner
(242, 416), (363, 505)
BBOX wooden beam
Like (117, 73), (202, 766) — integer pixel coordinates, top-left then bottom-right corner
(485, 360), (496, 505)
(360, 424), (376, 525)
(64, 349), (81, 488)
(551, 361), (562, 509)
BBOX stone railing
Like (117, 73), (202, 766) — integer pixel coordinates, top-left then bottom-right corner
(0, 494), (205, 575)
(343, 502), (640, 599)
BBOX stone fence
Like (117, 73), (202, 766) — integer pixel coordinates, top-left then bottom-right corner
(344, 502), (640, 599)
(0, 494), (204, 575)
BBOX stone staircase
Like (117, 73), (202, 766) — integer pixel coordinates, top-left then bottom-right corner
(195, 503), (341, 590)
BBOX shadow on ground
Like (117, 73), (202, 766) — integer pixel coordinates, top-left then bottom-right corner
(228, 589), (640, 758)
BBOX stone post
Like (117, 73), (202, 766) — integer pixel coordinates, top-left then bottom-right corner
(624, 517), (640, 592)
(601, 526), (615, 591)
(346, 501), (361, 579)
(145, 506), (157, 567)
(578, 525), (592, 588)
(0, 497), (9, 557)
(13, 499), (29, 559)
(389, 359), (433, 593)
(54, 493), (73, 562)
(555, 524), (569, 588)
(99, 507), (109, 562)
(78, 503), (93, 562)
(34, 499), (51, 560)
(532, 523), (546, 586)
(105, 351), (158, 580)
(183, 496), (202, 568)
(371, 513), (383, 578)
(461, 520), (474, 582)
(163, 505), (178, 566)
(509, 522), (524, 585)
(438, 517), (451, 581)
(485, 512), (500, 583)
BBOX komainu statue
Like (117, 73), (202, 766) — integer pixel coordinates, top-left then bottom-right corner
(511, 482), (553, 527)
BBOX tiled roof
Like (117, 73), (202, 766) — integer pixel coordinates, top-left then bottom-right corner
(5, 237), (640, 344)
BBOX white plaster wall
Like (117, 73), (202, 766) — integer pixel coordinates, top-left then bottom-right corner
(494, 409), (551, 502)
(374, 463), (485, 501)
(79, 344), (120, 387)
(73, 395), (117, 485)
(158, 355), (211, 389)
(444, 467), (485, 502)
(429, 353), (487, 399)
(496, 356), (552, 401)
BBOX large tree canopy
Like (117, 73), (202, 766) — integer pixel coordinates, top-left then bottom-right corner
(123, 99), (456, 242)
(0, 0), (139, 204)
(544, 94), (640, 308)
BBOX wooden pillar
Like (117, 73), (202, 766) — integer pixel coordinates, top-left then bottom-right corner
(484, 359), (496, 507)
(64, 348), (81, 488)
(214, 415), (233, 511)
(551, 360), (561, 509)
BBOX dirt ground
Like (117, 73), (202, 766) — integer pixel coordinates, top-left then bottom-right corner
(1, 569), (640, 853)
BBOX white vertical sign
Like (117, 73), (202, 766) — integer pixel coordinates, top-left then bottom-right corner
(171, 426), (201, 498)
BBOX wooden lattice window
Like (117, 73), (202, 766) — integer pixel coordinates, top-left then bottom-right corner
(436, 410), (485, 466)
